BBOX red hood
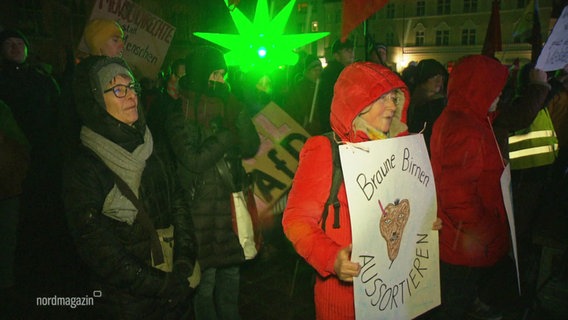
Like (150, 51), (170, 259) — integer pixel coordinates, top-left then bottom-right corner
(446, 55), (508, 120)
(330, 62), (409, 142)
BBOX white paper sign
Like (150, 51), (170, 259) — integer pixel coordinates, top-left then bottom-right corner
(500, 163), (521, 294)
(536, 6), (568, 71)
(339, 134), (440, 320)
(79, 0), (176, 80)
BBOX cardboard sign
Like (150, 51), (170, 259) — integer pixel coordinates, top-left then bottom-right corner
(243, 102), (310, 216)
(339, 134), (440, 319)
(79, 0), (175, 80)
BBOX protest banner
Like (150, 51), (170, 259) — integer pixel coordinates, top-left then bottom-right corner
(339, 134), (440, 319)
(243, 102), (310, 218)
(536, 6), (568, 71)
(79, 0), (175, 80)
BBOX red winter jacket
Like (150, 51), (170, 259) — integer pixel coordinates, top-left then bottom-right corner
(283, 62), (409, 320)
(430, 55), (510, 267)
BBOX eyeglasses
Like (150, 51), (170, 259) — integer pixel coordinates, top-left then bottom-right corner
(103, 82), (141, 98)
(379, 90), (400, 106)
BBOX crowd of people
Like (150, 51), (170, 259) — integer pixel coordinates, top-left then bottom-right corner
(1, 13), (567, 320)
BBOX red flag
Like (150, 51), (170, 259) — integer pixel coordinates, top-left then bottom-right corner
(341, 0), (389, 42)
(482, 0), (502, 57)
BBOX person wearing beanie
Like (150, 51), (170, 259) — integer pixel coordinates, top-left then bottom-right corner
(161, 45), (260, 320)
(406, 58), (448, 155)
(83, 19), (125, 57)
(0, 27), (63, 313)
(59, 19), (125, 164)
(313, 38), (355, 134)
(367, 41), (388, 67)
(284, 54), (323, 129)
(62, 55), (198, 318)
(0, 29), (30, 64)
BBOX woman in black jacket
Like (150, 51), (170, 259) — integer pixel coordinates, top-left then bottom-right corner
(164, 46), (260, 320)
(62, 56), (197, 319)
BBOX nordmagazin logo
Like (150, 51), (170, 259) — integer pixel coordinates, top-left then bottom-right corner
(36, 291), (101, 308)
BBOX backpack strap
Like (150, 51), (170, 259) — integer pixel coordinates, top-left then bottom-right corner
(321, 132), (343, 232)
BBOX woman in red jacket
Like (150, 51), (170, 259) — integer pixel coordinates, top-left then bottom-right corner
(430, 55), (510, 319)
(283, 62), (440, 319)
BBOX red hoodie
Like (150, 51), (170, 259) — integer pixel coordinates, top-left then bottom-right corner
(430, 55), (510, 267)
(283, 62), (409, 319)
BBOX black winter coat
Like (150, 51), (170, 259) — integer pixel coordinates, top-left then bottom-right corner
(165, 91), (260, 269)
(62, 56), (197, 319)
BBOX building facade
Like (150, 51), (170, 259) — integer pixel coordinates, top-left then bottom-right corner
(313, 0), (553, 72)
(0, 0), (556, 76)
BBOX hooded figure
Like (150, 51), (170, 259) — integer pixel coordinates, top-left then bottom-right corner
(429, 54), (510, 318)
(283, 62), (409, 319)
(431, 54), (509, 267)
(63, 55), (197, 319)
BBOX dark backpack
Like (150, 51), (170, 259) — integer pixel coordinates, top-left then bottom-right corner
(321, 132), (343, 232)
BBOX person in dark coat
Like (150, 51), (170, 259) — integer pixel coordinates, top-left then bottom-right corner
(62, 55), (197, 319)
(164, 45), (260, 320)
(406, 59), (448, 155)
(283, 54), (322, 131)
(312, 38), (354, 134)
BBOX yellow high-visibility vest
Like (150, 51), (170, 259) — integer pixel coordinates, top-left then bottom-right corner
(508, 108), (559, 170)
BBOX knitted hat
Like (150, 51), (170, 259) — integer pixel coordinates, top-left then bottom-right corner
(0, 28), (30, 49)
(183, 46), (227, 93)
(84, 19), (124, 55)
(97, 63), (133, 90)
(415, 59), (447, 85)
(331, 38), (354, 54)
(369, 42), (387, 54)
(304, 54), (322, 71)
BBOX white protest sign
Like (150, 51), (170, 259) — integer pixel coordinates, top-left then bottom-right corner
(536, 6), (568, 71)
(80, 0), (176, 80)
(500, 163), (521, 294)
(339, 134), (440, 320)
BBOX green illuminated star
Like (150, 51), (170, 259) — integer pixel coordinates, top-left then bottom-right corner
(194, 0), (329, 71)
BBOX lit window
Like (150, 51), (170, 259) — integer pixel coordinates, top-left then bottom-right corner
(437, 0), (451, 15)
(464, 0), (478, 13)
(461, 29), (476, 45)
(416, 1), (425, 16)
(436, 30), (449, 46)
(415, 31), (425, 46)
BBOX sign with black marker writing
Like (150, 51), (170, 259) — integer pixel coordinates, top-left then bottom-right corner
(80, 0), (175, 80)
(339, 134), (440, 319)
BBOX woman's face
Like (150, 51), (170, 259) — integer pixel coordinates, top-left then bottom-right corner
(424, 74), (444, 95)
(103, 74), (139, 126)
(360, 90), (399, 134)
(100, 35), (124, 57)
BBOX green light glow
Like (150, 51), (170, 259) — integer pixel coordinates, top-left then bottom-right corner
(194, 0), (329, 71)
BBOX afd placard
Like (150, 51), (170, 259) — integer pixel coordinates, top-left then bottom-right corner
(243, 102), (310, 216)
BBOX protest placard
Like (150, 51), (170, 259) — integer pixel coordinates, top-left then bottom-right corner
(79, 0), (175, 80)
(243, 102), (310, 217)
(339, 134), (440, 319)
(536, 6), (568, 71)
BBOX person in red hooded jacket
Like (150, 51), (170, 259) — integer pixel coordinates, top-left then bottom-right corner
(283, 62), (441, 320)
(430, 55), (511, 319)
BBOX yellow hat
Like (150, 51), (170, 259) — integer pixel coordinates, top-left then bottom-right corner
(84, 19), (124, 55)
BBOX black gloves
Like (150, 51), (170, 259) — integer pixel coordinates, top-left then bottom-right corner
(158, 265), (192, 308)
